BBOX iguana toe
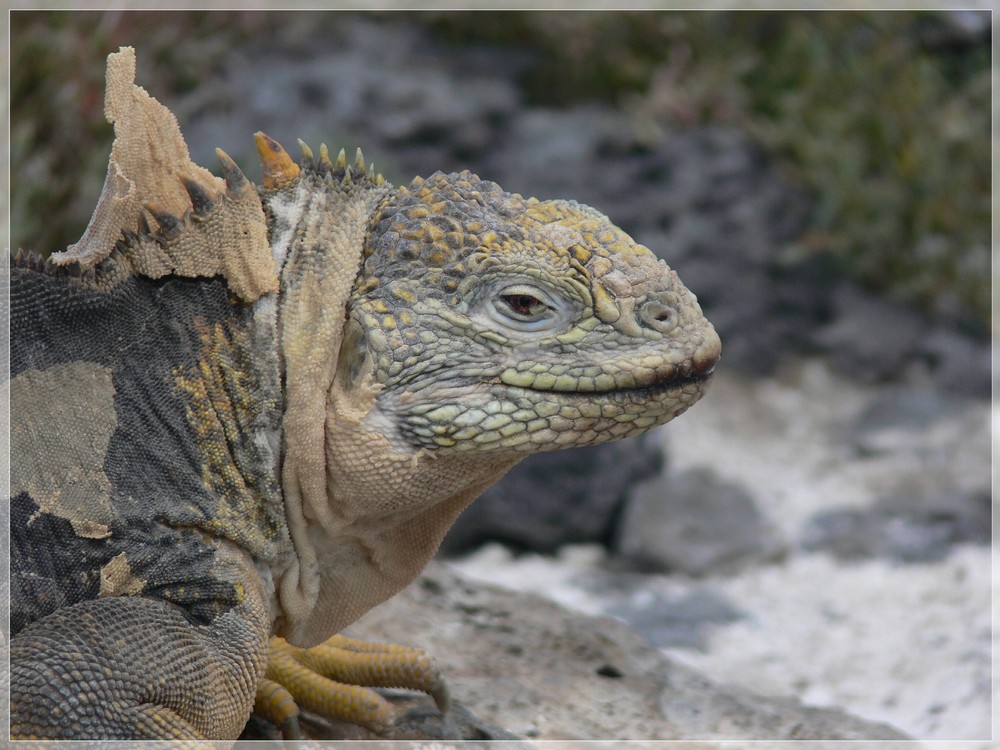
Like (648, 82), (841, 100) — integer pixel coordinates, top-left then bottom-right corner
(256, 634), (448, 738)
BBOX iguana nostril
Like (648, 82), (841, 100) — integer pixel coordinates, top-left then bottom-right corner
(638, 300), (678, 332)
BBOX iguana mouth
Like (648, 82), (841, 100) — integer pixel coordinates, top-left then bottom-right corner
(519, 368), (713, 396)
(483, 370), (715, 423)
(495, 354), (717, 398)
(639, 366), (715, 392)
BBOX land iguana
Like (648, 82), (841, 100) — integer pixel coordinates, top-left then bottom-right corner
(10, 47), (721, 740)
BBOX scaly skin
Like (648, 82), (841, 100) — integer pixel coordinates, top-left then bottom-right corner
(352, 169), (719, 454)
(10, 46), (720, 741)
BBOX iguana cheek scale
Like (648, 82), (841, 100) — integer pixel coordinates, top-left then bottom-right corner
(10, 47), (721, 740)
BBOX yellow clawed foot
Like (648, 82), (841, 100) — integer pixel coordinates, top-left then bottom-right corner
(254, 634), (449, 739)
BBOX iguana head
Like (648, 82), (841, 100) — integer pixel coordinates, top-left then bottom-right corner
(341, 170), (721, 454)
(256, 136), (720, 643)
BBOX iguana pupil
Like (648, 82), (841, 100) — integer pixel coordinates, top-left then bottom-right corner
(504, 293), (543, 317)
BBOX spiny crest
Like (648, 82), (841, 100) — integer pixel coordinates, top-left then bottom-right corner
(254, 131), (385, 190)
(12, 148), (250, 287)
(37, 49), (277, 301)
(12, 248), (54, 274)
(11, 247), (108, 287)
(36, 146), (275, 300)
(132, 148), (255, 252)
(139, 147), (252, 227)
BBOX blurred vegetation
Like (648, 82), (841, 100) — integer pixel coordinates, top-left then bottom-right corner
(11, 10), (991, 329)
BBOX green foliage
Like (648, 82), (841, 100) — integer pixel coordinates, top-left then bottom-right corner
(12, 12), (115, 259)
(730, 13), (991, 328)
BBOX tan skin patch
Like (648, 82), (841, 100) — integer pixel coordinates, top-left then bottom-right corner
(99, 552), (146, 598)
(56, 48), (277, 302)
(11, 361), (118, 529)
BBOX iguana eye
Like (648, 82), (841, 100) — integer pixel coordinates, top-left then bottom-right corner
(500, 292), (546, 319)
(492, 284), (557, 327)
(475, 281), (572, 334)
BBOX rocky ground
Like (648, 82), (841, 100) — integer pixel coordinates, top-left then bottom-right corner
(449, 361), (992, 742)
(14, 11), (994, 747)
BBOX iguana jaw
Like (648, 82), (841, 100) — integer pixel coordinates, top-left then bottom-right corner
(354, 280), (720, 455)
(361, 329), (717, 455)
(386, 376), (712, 454)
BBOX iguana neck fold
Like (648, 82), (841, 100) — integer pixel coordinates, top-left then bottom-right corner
(259, 148), (394, 645)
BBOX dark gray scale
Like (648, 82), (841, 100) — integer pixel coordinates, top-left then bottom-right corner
(10, 493), (110, 636)
(10, 249), (254, 629)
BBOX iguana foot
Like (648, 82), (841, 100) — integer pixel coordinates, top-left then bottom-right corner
(255, 634), (449, 739)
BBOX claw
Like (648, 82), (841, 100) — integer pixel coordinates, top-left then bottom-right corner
(255, 678), (303, 741)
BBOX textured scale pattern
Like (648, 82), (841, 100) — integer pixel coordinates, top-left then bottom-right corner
(10, 46), (720, 741)
(350, 170), (719, 454)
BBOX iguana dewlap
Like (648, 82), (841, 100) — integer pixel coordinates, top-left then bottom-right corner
(10, 47), (720, 740)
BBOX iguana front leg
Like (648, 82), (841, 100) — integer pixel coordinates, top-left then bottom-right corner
(254, 634), (448, 738)
(11, 589), (269, 740)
